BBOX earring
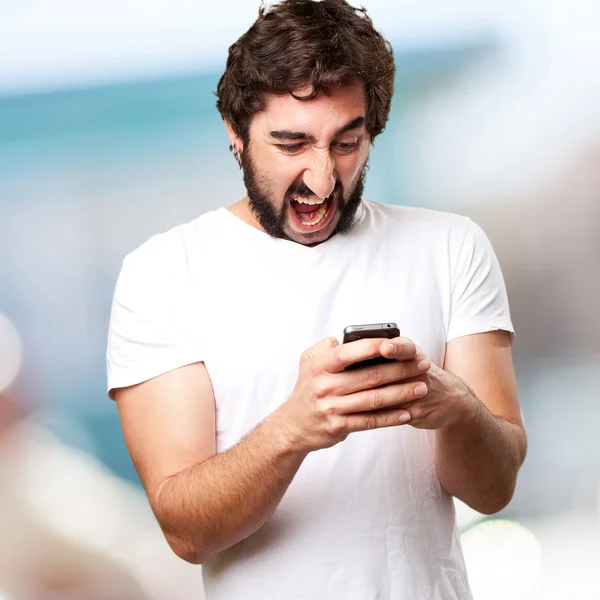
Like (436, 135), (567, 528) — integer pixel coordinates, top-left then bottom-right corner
(229, 144), (243, 170)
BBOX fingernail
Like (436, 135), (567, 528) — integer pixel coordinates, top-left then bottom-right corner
(414, 383), (427, 397)
(387, 343), (396, 355)
(418, 358), (430, 371)
(399, 412), (411, 423)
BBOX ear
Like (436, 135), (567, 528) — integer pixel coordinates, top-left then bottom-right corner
(224, 120), (244, 153)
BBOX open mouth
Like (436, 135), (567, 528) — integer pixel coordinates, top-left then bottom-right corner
(289, 192), (337, 231)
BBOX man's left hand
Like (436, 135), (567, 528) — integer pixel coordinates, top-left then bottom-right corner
(386, 342), (478, 430)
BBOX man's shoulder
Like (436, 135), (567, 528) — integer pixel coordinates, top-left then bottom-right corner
(364, 201), (470, 236)
(123, 209), (224, 268)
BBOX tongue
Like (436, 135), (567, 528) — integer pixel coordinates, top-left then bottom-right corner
(298, 210), (319, 222)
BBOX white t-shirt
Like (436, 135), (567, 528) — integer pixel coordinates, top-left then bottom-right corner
(107, 201), (514, 600)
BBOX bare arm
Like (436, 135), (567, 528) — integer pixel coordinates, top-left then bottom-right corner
(115, 336), (431, 564)
(154, 415), (307, 564)
(115, 362), (308, 565)
(435, 330), (527, 514)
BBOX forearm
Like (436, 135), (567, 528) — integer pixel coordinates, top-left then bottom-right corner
(435, 385), (527, 514)
(154, 412), (308, 564)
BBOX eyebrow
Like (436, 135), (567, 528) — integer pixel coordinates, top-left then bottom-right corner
(269, 116), (366, 143)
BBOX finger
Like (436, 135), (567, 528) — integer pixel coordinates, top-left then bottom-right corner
(399, 373), (429, 385)
(340, 405), (414, 433)
(321, 337), (404, 373)
(334, 360), (429, 395)
(381, 341), (430, 373)
(379, 337), (419, 362)
(322, 380), (428, 414)
(412, 345), (431, 371)
(301, 337), (339, 363)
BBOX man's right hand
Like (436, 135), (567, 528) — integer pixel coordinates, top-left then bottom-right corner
(272, 336), (431, 452)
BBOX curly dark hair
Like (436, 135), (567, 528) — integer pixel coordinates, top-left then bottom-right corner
(215, 0), (396, 144)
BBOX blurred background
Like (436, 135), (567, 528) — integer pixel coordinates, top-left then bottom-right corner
(1, 0), (599, 598)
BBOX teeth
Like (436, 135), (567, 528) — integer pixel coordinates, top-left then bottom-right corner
(294, 196), (327, 205)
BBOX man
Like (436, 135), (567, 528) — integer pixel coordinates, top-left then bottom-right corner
(107, 1), (527, 598)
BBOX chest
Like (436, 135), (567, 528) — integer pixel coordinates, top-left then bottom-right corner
(192, 240), (450, 450)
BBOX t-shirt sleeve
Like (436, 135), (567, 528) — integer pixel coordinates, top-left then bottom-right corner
(446, 218), (515, 343)
(106, 240), (204, 399)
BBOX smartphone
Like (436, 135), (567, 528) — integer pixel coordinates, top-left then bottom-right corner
(343, 322), (400, 370)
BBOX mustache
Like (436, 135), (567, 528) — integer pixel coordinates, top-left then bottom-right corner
(288, 180), (342, 198)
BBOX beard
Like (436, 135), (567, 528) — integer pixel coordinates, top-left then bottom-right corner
(241, 146), (368, 245)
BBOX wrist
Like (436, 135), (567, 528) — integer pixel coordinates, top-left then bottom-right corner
(446, 374), (481, 429)
(261, 406), (311, 459)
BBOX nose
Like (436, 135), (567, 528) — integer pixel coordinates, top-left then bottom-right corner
(302, 150), (336, 199)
